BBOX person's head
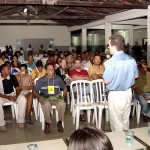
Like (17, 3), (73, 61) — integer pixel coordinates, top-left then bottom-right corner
(4, 61), (11, 69)
(74, 59), (82, 69)
(108, 35), (125, 55)
(56, 57), (62, 65)
(28, 54), (33, 62)
(66, 54), (73, 64)
(36, 60), (43, 72)
(12, 55), (18, 62)
(1, 52), (6, 60)
(20, 64), (27, 74)
(60, 59), (67, 69)
(40, 45), (43, 49)
(29, 44), (31, 48)
(0, 64), (10, 77)
(139, 60), (148, 72)
(93, 55), (102, 66)
(68, 126), (113, 150)
(135, 41), (138, 46)
(45, 63), (55, 77)
(54, 54), (58, 61)
(15, 51), (21, 57)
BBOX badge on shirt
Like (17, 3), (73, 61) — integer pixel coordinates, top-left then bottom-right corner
(48, 86), (55, 94)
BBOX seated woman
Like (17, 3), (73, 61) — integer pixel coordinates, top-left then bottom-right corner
(68, 126), (113, 150)
(16, 64), (33, 124)
(11, 55), (21, 69)
(30, 60), (46, 80)
(26, 54), (36, 69)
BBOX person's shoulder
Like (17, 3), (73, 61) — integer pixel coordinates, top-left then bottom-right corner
(81, 69), (88, 73)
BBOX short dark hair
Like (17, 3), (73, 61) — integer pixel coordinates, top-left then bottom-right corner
(44, 63), (54, 70)
(5, 61), (11, 65)
(109, 35), (125, 51)
(36, 60), (43, 68)
(20, 64), (27, 70)
(68, 126), (113, 150)
(0, 64), (8, 73)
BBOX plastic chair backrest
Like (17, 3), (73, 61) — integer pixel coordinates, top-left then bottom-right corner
(91, 79), (106, 103)
(70, 80), (92, 104)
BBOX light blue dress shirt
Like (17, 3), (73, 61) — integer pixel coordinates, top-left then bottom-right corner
(103, 51), (138, 91)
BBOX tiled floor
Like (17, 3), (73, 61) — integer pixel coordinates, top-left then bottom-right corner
(0, 105), (148, 145)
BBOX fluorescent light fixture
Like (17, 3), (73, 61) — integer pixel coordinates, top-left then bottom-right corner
(88, 33), (92, 36)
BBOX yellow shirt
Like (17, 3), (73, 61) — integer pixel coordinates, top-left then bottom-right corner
(0, 58), (8, 65)
(134, 71), (150, 92)
(88, 64), (104, 80)
(30, 68), (46, 80)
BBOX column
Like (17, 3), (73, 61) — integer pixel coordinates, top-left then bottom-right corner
(105, 23), (112, 46)
(147, 5), (150, 61)
(81, 28), (87, 51)
(129, 28), (134, 54)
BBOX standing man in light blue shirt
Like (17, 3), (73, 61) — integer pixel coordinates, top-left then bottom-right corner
(103, 35), (138, 132)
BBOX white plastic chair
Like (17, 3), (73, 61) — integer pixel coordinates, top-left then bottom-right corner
(32, 78), (40, 120)
(27, 68), (32, 75)
(91, 79), (108, 129)
(3, 102), (18, 122)
(70, 80), (97, 129)
(133, 91), (150, 123)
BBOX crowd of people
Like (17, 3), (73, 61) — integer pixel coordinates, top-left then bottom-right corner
(0, 35), (150, 146)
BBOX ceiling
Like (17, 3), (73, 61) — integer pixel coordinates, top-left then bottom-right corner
(0, 0), (150, 26)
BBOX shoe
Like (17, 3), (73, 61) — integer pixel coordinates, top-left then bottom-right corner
(80, 115), (86, 122)
(44, 122), (50, 134)
(57, 121), (64, 132)
(18, 123), (25, 129)
(26, 119), (34, 125)
(0, 125), (6, 132)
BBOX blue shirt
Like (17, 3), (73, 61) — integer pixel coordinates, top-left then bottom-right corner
(34, 75), (66, 96)
(103, 51), (138, 91)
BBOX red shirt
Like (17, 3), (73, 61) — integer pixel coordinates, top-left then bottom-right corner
(70, 69), (88, 78)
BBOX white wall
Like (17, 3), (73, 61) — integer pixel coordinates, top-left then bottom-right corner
(133, 29), (147, 45)
(0, 25), (71, 50)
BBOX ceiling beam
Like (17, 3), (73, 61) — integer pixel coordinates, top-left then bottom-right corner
(55, 1), (147, 9)
(0, 0), (42, 4)
(0, 15), (103, 20)
(114, 19), (147, 25)
(105, 9), (148, 22)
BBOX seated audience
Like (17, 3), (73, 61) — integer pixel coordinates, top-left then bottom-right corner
(69, 59), (90, 121)
(16, 64), (33, 124)
(0, 64), (26, 131)
(0, 52), (8, 65)
(55, 59), (69, 82)
(15, 51), (24, 62)
(88, 55), (104, 80)
(133, 60), (150, 121)
(55, 57), (62, 69)
(26, 54), (36, 69)
(66, 54), (74, 72)
(68, 126), (113, 150)
(30, 60), (46, 80)
(33, 63), (67, 134)
(11, 55), (21, 69)
(5, 61), (20, 75)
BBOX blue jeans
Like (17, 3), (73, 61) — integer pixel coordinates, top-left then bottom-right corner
(134, 91), (150, 118)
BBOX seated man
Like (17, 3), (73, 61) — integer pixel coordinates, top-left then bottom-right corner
(133, 60), (150, 121)
(30, 60), (46, 80)
(33, 63), (67, 134)
(88, 55), (104, 80)
(70, 59), (90, 121)
(0, 64), (26, 132)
